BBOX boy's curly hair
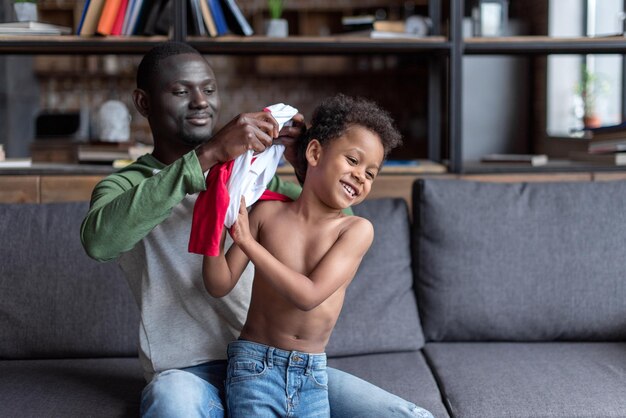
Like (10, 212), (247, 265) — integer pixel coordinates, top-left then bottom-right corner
(294, 94), (402, 184)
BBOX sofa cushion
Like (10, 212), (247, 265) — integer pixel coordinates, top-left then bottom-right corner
(0, 358), (143, 418)
(413, 179), (626, 342)
(424, 342), (626, 418)
(0, 202), (139, 359)
(329, 351), (449, 418)
(326, 198), (425, 356)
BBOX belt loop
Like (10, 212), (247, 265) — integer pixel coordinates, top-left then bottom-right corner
(266, 347), (274, 368)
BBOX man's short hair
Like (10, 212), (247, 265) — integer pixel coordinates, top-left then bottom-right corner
(137, 42), (202, 91)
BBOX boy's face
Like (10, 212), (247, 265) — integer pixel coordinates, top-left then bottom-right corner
(309, 125), (384, 208)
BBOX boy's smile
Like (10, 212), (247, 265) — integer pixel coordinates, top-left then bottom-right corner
(311, 125), (384, 209)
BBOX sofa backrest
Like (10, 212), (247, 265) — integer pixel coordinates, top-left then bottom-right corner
(327, 198), (425, 356)
(413, 179), (626, 342)
(1, 198), (423, 360)
(0, 202), (139, 359)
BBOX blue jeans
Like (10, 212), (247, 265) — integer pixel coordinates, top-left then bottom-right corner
(141, 360), (434, 418)
(225, 340), (329, 417)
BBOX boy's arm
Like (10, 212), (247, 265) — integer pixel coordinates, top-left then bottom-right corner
(233, 207), (373, 311)
(202, 199), (257, 297)
(202, 230), (252, 298)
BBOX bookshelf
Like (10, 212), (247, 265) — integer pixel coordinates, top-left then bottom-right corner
(1, 1), (626, 174)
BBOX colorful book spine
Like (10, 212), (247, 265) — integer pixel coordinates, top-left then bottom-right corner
(79, 0), (106, 36)
(97, 0), (123, 35)
(111, 0), (129, 35)
(208, 0), (228, 35)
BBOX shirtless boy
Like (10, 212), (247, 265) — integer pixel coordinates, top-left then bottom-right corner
(202, 94), (402, 418)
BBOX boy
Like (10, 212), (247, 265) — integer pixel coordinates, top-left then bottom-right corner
(202, 94), (402, 418)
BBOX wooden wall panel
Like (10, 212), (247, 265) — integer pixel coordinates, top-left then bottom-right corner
(592, 172), (626, 182)
(0, 176), (39, 203)
(460, 173), (592, 182)
(41, 175), (103, 203)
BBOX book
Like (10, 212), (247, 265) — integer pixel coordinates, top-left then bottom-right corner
(199, 0), (217, 37)
(76, 0), (92, 34)
(153, 0), (173, 35)
(583, 121), (626, 141)
(342, 15), (375, 32)
(79, 0), (106, 35)
(481, 153), (549, 166)
(0, 158), (32, 168)
(122, 0), (143, 36)
(220, 0), (253, 36)
(0, 21), (72, 35)
(77, 143), (131, 163)
(587, 139), (626, 154)
(188, 0), (206, 36)
(128, 0), (150, 35)
(110, 0), (129, 35)
(121, 0), (137, 34)
(568, 151), (626, 165)
(207, 0), (228, 35)
(142, 0), (167, 35)
(97, 0), (123, 35)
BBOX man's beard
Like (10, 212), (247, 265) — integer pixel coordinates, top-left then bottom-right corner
(179, 126), (212, 147)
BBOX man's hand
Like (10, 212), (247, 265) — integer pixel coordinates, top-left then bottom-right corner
(274, 112), (307, 184)
(196, 112), (279, 172)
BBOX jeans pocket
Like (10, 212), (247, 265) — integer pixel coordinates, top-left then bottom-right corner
(309, 368), (328, 389)
(227, 358), (267, 384)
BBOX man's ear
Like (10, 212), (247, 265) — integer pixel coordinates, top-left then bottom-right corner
(132, 89), (149, 118)
(305, 139), (322, 167)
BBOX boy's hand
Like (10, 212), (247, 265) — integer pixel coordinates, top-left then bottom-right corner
(229, 197), (253, 247)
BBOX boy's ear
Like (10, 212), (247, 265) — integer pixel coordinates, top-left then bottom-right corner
(132, 89), (149, 117)
(305, 139), (322, 167)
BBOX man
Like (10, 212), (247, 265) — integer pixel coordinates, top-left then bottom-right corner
(81, 42), (429, 418)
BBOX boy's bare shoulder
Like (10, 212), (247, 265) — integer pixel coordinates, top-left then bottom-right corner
(249, 200), (288, 220)
(339, 215), (374, 242)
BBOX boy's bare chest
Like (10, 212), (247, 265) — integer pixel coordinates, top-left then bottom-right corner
(258, 217), (343, 274)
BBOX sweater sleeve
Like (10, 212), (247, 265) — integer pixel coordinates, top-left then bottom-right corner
(80, 151), (207, 262)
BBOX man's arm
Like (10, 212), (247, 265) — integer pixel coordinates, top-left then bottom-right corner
(231, 203), (373, 311)
(80, 151), (206, 262)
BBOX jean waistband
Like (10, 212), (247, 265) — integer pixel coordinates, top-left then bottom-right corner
(227, 339), (326, 370)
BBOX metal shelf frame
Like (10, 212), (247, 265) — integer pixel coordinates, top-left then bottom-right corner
(2, 1), (626, 173)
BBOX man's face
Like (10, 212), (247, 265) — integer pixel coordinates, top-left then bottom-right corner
(147, 53), (220, 148)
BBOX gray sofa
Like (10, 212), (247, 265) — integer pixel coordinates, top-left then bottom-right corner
(1, 178), (626, 418)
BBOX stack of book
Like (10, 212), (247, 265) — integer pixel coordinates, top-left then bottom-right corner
(0, 21), (72, 36)
(341, 16), (429, 39)
(77, 0), (252, 37)
(569, 122), (626, 166)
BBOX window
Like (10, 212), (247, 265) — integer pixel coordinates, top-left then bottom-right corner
(547, 0), (623, 136)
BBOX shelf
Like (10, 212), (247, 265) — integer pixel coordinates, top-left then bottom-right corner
(464, 36), (626, 55)
(0, 35), (169, 55)
(0, 35), (449, 56)
(462, 160), (626, 174)
(187, 36), (449, 56)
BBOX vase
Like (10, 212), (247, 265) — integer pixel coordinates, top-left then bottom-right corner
(14, 2), (38, 22)
(264, 19), (288, 37)
(583, 114), (602, 129)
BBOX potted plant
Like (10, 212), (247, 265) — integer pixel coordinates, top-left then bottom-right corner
(576, 65), (609, 128)
(265, 0), (288, 37)
(13, 0), (38, 22)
